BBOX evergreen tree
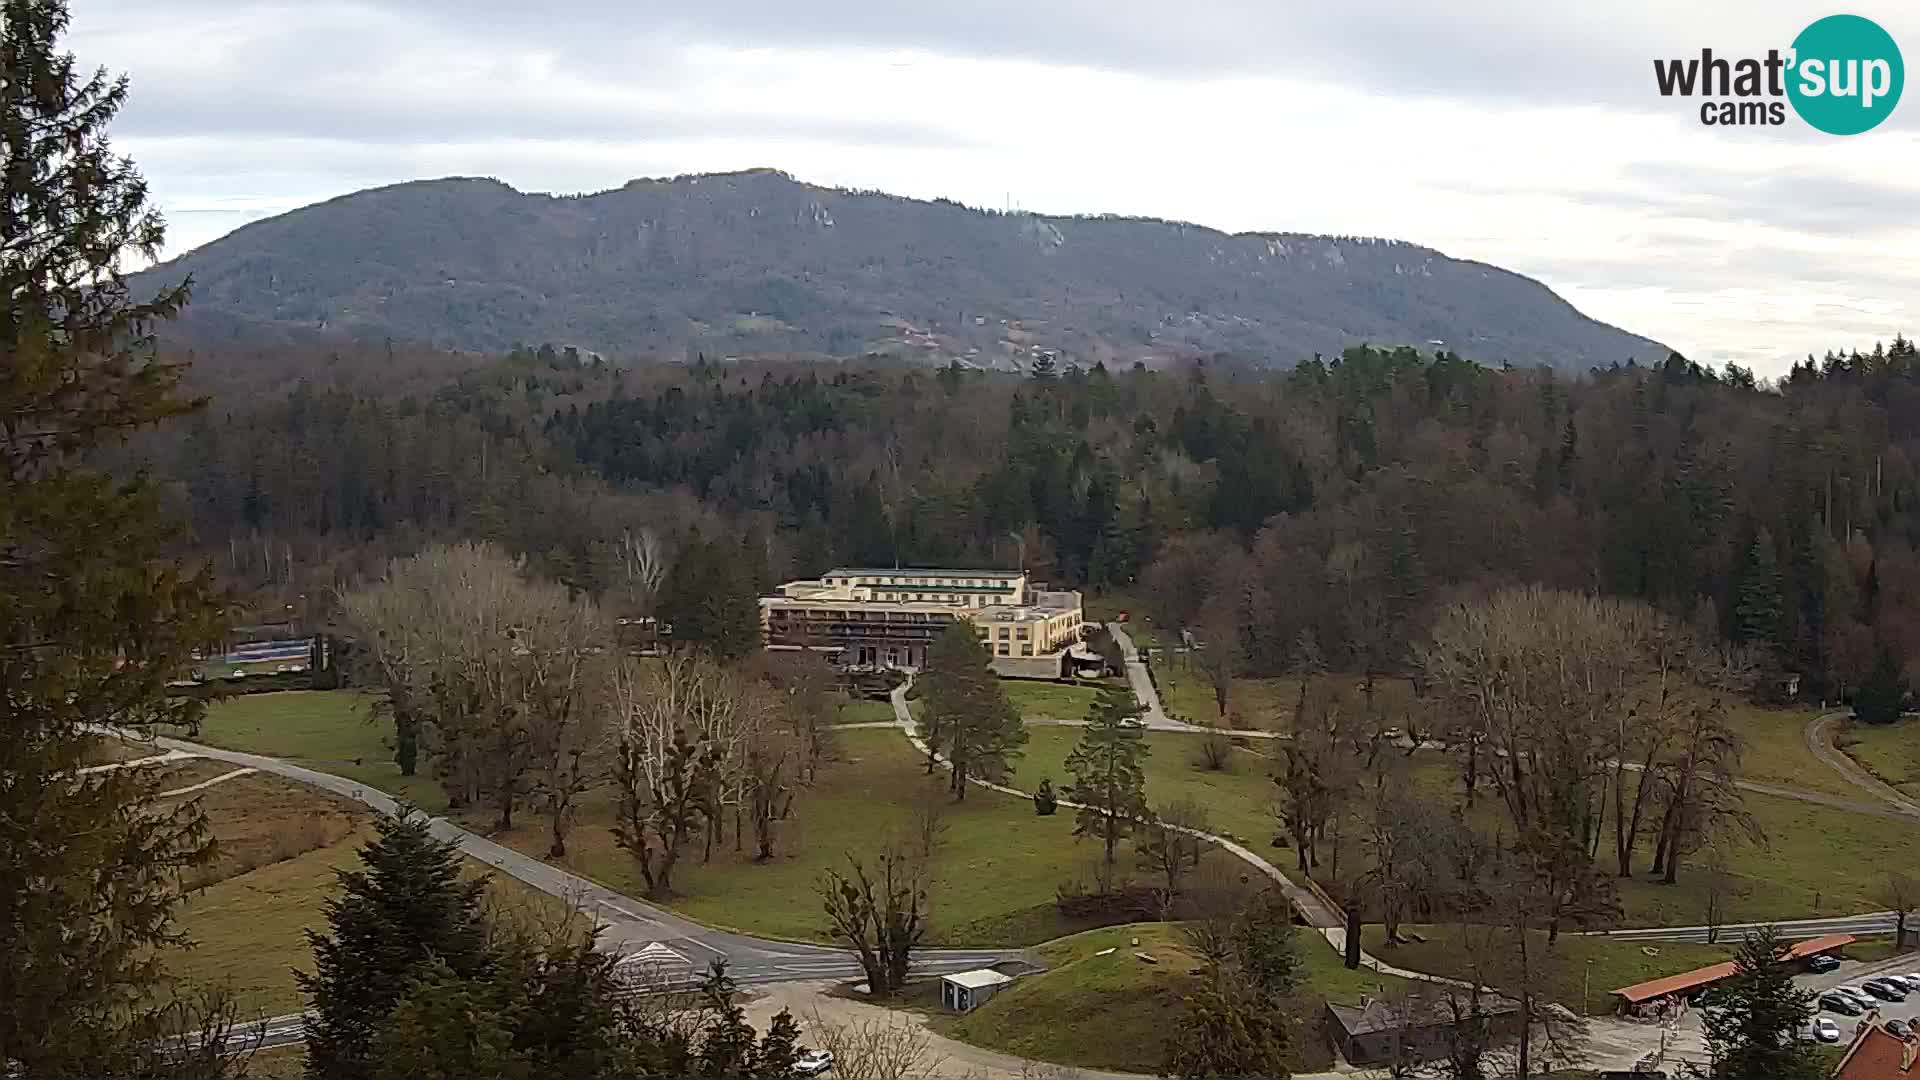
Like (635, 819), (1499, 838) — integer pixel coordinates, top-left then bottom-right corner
(1702, 926), (1824, 1080)
(1062, 684), (1153, 888)
(0, 0), (234, 1073)
(921, 621), (1026, 800)
(1733, 532), (1785, 652)
(661, 536), (761, 660)
(299, 811), (491, 1080)
(1854, 643), (1907, 725)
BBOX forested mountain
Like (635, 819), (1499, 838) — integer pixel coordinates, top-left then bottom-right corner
(149, 338), (1920, 702)
(134, 168), (1662, 371)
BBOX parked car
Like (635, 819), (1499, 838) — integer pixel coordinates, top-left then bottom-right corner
(792, 1049), (834, 1076)
(1835, 984), (1875, 1003)
(1886, 974), (1920, 991)
(1824, 993), (1865, 1016)
(1864, 978), (1908, 1002)
(1808, 953), (1842, 974)
(1818, 1018), (1845, 1042)
(1117, 716), (1146, 729)
(1887, 1019), (1915, 1039)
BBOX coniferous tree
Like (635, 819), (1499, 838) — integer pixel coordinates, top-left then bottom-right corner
(1062, 683), (1152, 889)
(1733, 532), (1785, 652)
(1702, 926), (1824, 1080)
(0, 1), (234, 1073)
(662, 536), (761, 660)
(298, 811), (491, 1080)
(1854, 643), (1907, 725)
(921, 621), (1026, 800)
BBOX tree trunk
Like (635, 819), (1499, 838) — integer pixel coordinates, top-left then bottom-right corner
(1344, 903), (1362, 970)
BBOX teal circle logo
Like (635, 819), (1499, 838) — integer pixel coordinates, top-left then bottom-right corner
(1788, 14), (1903, 134)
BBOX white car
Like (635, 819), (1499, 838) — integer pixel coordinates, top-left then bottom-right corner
(1835, 985), (1875, 1004)
(1816, 1018), (1843, 1043)
(792, 1048), (834, 1076)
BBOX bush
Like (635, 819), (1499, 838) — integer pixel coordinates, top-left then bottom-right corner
(1034, 778), (1059, 816)
(1193, 729), (1232, 772)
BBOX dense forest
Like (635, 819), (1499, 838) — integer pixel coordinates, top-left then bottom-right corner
(145, 338), (1920, 699)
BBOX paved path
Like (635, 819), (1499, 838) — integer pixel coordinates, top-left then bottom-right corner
(143, 733), (1019, 990)
(77, 749), (196, 774)
(157, 766), (257, 799)
(1807, 710), (1920, 817)
(1107, 623), (1183, 730)
(889, 682), (1341, 935)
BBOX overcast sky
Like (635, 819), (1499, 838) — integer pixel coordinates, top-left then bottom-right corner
(69, 1), (1920, 377)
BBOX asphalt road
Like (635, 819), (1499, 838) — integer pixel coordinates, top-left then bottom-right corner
(145, 735), (1019, 1049)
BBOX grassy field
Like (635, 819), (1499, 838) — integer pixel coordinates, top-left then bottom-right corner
(1149, 664), (1416, 734)
(1003, 679), (1111, 722)
(1008, 726), (1279, 847)
(1836, 717), (1920, 795)
(483, 728), (1132, 946)
(835, 696), (898, 725)
(192, 691), (447, 811)
(1732, 704), (1858, 798)
(1359, 924), (1733, 1016)
(939, 921), (1406, 1074)
(1398, 752), (1914, 927)
(166, 824), (590, 1018)
(185, 690), (1912, 943)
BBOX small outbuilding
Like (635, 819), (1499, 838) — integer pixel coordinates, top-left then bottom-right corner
(941, 968), (1016, 1012)
(1325, 993), (1523, 1067)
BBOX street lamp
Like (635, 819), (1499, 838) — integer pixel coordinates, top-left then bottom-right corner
(1584, 958), (1594, 1018)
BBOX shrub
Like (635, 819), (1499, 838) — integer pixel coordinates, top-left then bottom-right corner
(1033, 778), (1059, 816)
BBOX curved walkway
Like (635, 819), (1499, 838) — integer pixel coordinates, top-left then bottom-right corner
(1806, 710), (1920, 818)
(140, 732), (1018, 988)
(883, 683), (1472, 992)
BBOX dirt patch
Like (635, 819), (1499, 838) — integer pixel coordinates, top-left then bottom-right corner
(181, 774), (368, 889)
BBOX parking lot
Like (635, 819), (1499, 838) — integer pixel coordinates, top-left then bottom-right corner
(1799, 951), (1920, 1039)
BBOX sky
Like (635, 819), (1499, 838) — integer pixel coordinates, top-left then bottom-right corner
(68, 1), (1920, 377)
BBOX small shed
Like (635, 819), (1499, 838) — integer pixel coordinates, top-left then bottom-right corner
(941, 968), (1016, 1012)
(1325, 994), (1522, 1066)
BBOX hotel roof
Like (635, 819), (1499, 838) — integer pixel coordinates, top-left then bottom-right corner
(825, 568), (1025, 579)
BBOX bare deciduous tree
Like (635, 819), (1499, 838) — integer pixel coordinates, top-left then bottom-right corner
(804, 1008), (943, 1080)
(1882, 871), (1920, 946)
(816, 842), (931, 997)
(1419, 586), (1638, 940)
(1138, 797), (1210, 901)
(340, 541), (611, 836)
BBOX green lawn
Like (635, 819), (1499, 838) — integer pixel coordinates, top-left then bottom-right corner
(1612, 780), (1913, 926)
(191, 691), (447, 811)
(939, 920), (1404, 1074)
(1149, 664), (1413, 733)
(1400, 750), (1915, 927)
(483, 728), (1127, 946)
(1360, 924), (1733, 1016)
(1008, 727), (1279, 847)
(1003, 679), (1111, 722)
(1732, 704), (1858, 798)
(1836, 716), (1920, 795)
(834, 696), (898, 725)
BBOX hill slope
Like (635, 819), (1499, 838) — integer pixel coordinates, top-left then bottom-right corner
(137, 168), (1664, 369)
